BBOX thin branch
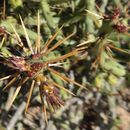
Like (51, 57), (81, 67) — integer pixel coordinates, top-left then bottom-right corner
(48, 67), (86, 89)
(39, 86), (48, 124)
(7, 102), (26, 130)
(108, 44), (130, 54)
(19, 16), (34, 54)
(35, 10), (41, 53)
(8, 77), (29, 108)
(3, 76), (18, 90)
(50, 80), (75, 96)
(41, 25), (64, 53)
(45, 32), (75, 55)
(25, 80), (35, 113)
(0, 75), (12, 81)
(45, 49), (79, 64)
(10, 24), (27, 53)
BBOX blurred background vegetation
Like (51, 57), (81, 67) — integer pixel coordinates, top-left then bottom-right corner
(0, 0), (130, 130)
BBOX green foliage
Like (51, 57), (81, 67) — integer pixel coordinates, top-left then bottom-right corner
(0, 0), (130, 130)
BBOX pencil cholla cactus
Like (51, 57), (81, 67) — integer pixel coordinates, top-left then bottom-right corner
(0, 12), (85, 123)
